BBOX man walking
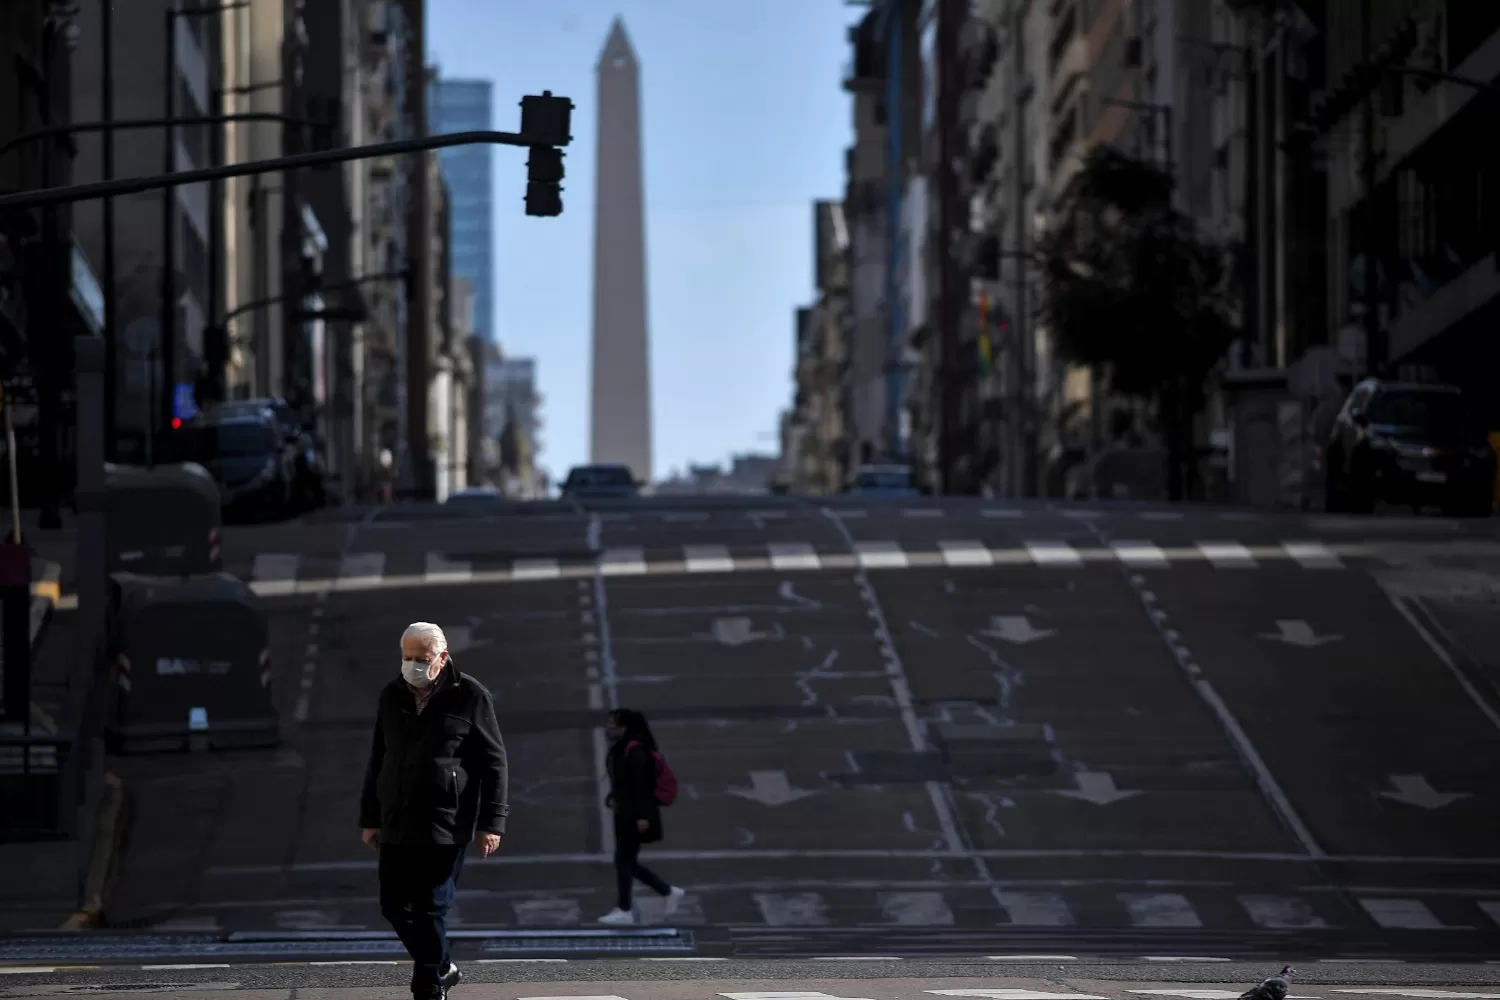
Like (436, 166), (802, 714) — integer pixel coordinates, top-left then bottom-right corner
(361, 622), (508, 999)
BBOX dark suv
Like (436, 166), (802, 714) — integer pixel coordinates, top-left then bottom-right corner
(170, 414), (297, 521)
(1322, 379), (1495, 516)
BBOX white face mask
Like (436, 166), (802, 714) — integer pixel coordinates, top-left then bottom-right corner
(401, 658), (434, 687)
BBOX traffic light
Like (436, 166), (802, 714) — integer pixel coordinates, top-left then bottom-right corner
(520, 91), (574, 147)
(525, 146), (564, 218)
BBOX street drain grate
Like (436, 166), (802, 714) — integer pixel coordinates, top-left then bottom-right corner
(480, 930), (694, 954)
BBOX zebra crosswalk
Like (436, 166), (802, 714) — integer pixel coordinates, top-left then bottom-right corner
(157, 886), (1500, 935)
(242, 538), (1360, 593)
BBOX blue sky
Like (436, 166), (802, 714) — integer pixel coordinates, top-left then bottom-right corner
(426, 0), (862, 483)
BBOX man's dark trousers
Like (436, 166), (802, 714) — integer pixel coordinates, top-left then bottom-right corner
(379, 843), (465, 997)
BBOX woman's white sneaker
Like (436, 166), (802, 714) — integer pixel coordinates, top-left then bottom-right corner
(597, 908), (635, 926)
(663, 886), (687, 916)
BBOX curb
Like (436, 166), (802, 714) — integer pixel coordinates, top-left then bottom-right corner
(58, 772), (126, 931)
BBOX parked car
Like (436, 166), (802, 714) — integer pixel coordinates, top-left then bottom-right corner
(846, 463), (922, 498)
(1322, 378), (1495, 516)
(445, 485), (502, 507)
(168, 413), (298, 521)
(560, 464), (641, 500)
(204, 398), (326, 510)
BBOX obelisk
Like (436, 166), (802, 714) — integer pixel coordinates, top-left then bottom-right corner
(589, 17), (653, 483)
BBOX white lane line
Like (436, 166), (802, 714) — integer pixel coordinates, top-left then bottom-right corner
(753, 891), (829, 926)
(1025, 540), (1083, 567)
(337, 552), (385, 585)
(142, 963), (232, 970)
(600, 547), (647, 576)
(995, 890), (1074, 926)
(1240, 893), (1330, 928)
(1384, 591), (1500, 736)
(1110, 540), (1169, 568)
(1120, 892), (1202, 928)
(1359, 897), (1456, 929)
(512, 558), (561, 580)
(982, 508), (1024, 518)
(824, 509), (965, 859)
(986, 955), (1080, 961)
(854, 541), (909, 569)
(663, 512), (708, 523)
(1139, 511), (1184, 521)
(424, 552), (472, 583)
(902, 508), (945, 519)
(1197, 541), (1257, 568)
(252, 553), (299, 582)
(587, 516), (617, 859)
(1283, 540), (1345, 569)
(879, 890), (955, 925)
(767, 541), (822, 571)
(939, 540), (994, 567)
(684, 544), (734, 573)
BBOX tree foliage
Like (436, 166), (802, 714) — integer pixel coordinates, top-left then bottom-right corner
(1037, 146), (1237, 402)
(1036, 146), (1240, 498)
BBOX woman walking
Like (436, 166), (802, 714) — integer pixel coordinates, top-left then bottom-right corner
(598, 709), (686, 925)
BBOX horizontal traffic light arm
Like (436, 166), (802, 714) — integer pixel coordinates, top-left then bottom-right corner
(0, 129), (552, 212)
(0, 111), (326, 162)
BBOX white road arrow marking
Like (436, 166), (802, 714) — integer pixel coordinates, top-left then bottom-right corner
(1259, 619), (1342, 647)
(1378, 773), (1471, 810)
(728, 770), (820, 806)
(710, 617), (766, 646)
(978, 615), (1056, 644)
(1052, 771), (1141, 806)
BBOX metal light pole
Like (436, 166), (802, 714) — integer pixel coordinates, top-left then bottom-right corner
(160, 0), (250, 438)
(160, 0), (178, 437)
(101, 0), (116, 459)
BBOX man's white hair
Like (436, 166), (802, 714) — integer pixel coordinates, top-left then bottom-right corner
(403, 621), (448, 654)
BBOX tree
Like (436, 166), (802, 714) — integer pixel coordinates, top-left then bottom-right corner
(1036, 146), (1238, 501)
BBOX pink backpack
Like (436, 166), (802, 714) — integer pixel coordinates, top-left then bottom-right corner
(626, 741), (678, 806)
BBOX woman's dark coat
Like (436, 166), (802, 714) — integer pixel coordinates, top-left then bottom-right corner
(606, 738), (662, 843)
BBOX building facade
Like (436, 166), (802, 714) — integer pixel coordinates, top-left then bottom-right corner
(428, 76), (495, 344)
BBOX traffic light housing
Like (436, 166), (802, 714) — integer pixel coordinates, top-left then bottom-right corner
(520, 91), (574, 147)
(525, 146), (564, 218)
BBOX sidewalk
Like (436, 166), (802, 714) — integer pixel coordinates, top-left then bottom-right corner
(0, 584), (125, 932)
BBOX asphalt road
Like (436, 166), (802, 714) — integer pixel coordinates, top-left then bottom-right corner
(57, 498), (1500, 965)
(4, 958), (1500, 999)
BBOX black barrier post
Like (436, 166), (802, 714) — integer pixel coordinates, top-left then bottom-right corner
(0, 543), (32, 729)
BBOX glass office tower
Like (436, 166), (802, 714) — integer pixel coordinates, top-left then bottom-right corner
(429, 77), (495, 342)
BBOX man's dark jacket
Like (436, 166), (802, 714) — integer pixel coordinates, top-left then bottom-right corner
(359, 667), (509, 845)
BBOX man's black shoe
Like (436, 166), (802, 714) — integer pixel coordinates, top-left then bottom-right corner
(441, 962), (462, 991)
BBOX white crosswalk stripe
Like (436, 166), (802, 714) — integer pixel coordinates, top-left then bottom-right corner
(1359, 897), (1452, 930)
(511, 558), (560, 580)
(1196, 541), (1257, 568)
(338, 553), (385, 585)
(511, 897), (581, 926)
(1110, 541), (1169, 568)
(855, 541), (909, 569)
(424, 552), (471, 583)
(754, 891), (829, 926)
(684, 545), (734, 573)
(995, 890), (1074, 926)
(1283, 540), (1345, 569)
(879, 891), (955, 925)
(1025, 540), (1083, 568)
(252, 553), (300, 582)
(601, 548), (648, 576)
(235, 534), (1364, 596)
(768, 541), (822, 571)
(1121, 892), (1201, 928)
(939, 540), (994, 567)
(1240, 893), (1329, 928)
